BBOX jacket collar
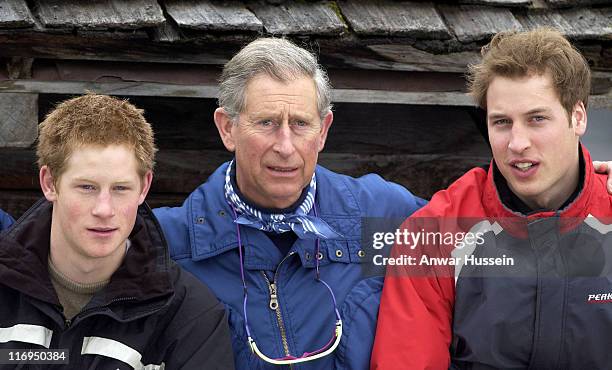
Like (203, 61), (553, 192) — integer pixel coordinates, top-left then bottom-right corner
(187, 163), (362, 268)
(0, 199), (174, 308)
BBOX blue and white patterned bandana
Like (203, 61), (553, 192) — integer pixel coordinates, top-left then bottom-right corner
(224, 160), (342, 240)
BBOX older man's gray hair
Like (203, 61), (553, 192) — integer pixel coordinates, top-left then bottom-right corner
(218, 38), (332, 121)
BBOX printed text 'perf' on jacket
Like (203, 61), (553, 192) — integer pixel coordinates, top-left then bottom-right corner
(0, 199), (235, 370)
(153, 163), (427, 370)
(371, 146), (612, 370)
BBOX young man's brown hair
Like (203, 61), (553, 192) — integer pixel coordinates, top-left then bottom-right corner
(467, 27), (591, 119)
(37, 93), (157, 183)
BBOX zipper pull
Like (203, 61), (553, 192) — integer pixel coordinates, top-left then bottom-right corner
(269, 283), (278, 310)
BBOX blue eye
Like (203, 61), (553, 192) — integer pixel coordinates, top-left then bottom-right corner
(531, 116), (546, 123)
(79, 184), (96, 191)
(258, 120), (274, 127)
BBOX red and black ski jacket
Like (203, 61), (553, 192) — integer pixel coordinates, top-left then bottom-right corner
(372, 146), (612, 370)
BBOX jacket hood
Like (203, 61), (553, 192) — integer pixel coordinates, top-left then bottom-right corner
(0, 199), (174, 308)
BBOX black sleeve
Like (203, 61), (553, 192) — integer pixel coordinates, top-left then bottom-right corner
(162, 267), (235, 370)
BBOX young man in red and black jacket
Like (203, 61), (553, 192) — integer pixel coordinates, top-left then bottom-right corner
(372, 28), (612, 369)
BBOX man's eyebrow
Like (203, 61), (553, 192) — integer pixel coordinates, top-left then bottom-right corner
(487, 112), (508, 120)
(524, 107), (551, 115)
(487, 107), (552, 120)
(72, 177), (95, 182)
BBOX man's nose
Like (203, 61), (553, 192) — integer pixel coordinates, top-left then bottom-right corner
(272, 123), (297, 157)
(507, 123), (531, 153)
(92, 191), (115, 218)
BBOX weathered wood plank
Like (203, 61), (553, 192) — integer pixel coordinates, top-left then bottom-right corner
(332, 90), (473, 106)
(458, 0), (531, 5)
(367, 44), (481, 73)
(439, 5), (523, 43)
(338, 0), (451, 39)
(34, 0), (165, 29)
(249, 1), (344, 35)
(517, 8), (612, 40)
(545, 0), (612, 8)
(6, 56), (33, 79)
(3, 78), (612, 108)
(165, 0), (262, 32)
(515, 10), (575, 37)
(0, 93), (37, 148)
(0, 79), (476, 105)
(0, 30), (238, 64)
(558, 8), (612, 40)
(0, 0), (34, 28)
(151, 21), (183, 42)
(0, 25), (609, 74)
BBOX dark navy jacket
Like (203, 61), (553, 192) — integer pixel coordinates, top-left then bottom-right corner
(0, 209), (14, 231)
(154, 163), (426, 370)
(0, 199), (235, 369)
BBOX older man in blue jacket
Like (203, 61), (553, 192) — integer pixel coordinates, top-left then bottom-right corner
(153, 38), (426, 369)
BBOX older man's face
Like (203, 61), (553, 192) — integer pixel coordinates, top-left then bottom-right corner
(216, 73), (332, 209)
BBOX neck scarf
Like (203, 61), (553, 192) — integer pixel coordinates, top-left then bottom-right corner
(224, 160), (342, 240)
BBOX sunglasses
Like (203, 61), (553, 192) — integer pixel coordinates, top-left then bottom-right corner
(230, 204), (343, 365)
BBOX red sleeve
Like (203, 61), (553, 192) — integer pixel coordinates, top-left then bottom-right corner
(371, 273), (454, 370)
(371, 168), (487, 369)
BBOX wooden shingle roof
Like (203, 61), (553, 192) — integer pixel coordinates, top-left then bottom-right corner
(0, 0), (609, 109)
(0, 0), (608, 67)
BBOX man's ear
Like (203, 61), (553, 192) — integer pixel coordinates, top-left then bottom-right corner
(571, 101), (587, 137)
(40, 166), (58, 202)
(138, 170), (153, 205)
(214, 107), (237, 152)
(317, 111), (334, 152)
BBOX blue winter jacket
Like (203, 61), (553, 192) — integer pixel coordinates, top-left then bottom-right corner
(0, 209), (14, 231)
(154, 163), (426, 369)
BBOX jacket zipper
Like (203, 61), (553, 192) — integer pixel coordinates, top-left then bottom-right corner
(65, 296), (140, 329)
(261, 251), (295, 366)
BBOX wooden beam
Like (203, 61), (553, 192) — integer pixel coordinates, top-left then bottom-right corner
(332, 90), (473, 106)
(2, 79), (612, 108)
(0, 79), (473, 105)
(0, 93), (37, 147)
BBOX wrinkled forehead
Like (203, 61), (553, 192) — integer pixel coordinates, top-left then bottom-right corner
(242, 73), (318, 114)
